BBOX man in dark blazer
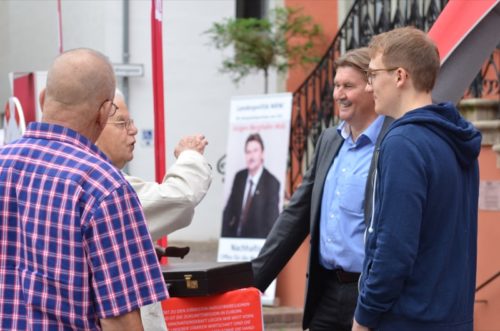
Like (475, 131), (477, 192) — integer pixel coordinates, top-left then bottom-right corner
(221, 133), (280, 239)
(252, 48), (393, 331)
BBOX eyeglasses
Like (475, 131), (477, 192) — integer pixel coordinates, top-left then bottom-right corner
(107, 118), (135, 131)
(99, 99), (119, 117)
(109, 103), (119, 117)
(366, 67), (399, 85)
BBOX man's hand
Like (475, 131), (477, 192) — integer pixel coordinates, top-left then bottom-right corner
(352, 319), (370, 331)
(174, 134), (208, 158)
(100, 309), (144, 331)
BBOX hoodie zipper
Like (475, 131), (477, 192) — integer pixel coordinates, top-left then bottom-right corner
(364, 148), (379, 243)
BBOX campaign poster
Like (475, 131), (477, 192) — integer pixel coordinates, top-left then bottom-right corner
(218, 93), (292, 305)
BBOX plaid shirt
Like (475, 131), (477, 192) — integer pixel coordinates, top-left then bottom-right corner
(0, 123), (168, 330)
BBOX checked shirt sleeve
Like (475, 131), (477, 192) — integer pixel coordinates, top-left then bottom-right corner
(84, 183), (169, 318)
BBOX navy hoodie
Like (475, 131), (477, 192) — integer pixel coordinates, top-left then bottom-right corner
(355, 102), (482, 331)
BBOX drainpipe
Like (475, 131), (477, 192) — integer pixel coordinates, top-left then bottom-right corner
(122, 0), (130, 104)
(122, 0), (130, 174)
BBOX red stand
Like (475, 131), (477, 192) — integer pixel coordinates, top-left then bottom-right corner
(162, 287), (263, 331)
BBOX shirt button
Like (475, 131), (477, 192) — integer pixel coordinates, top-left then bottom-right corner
(336, 191), (340, 196)
(342, 168), (346, 172)
(330, 213), (335, 219)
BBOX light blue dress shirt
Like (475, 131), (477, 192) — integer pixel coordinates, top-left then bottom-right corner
(319, 115), (384, 272)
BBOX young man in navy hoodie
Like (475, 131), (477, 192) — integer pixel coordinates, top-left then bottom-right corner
(353, 27), (481, 331)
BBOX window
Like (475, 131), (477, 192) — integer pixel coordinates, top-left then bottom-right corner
(236, 0), (267, 19)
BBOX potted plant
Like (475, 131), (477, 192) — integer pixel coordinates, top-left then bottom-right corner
(206, 7), (323, 93)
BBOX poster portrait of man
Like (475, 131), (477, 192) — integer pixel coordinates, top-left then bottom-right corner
(221, 133), (280, 239)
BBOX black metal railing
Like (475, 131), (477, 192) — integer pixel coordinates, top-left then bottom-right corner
(475, 270), (500, 304)
(465, 46), (500, 100)
(476, 270), (500, 293)
(287, 0), (448, 194)
(287, 0), (500, 194)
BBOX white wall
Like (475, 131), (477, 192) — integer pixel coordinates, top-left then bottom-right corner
(0, 1), (58, 103)
(0, 0), (277, 241)
(126, 1), (277, 241)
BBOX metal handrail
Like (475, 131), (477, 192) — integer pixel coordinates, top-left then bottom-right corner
(287, 0), (499, 195)
(476, 271), (500, 293)
(287, 0), (448, 195)
(475, 270), (500, 304)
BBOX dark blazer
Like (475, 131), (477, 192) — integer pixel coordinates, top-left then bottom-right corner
(251, 117), (393, 329)
(221, 167), (280, 239)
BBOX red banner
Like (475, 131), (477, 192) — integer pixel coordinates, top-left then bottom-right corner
(13, 74), (36, 124)
(428, 0), (499, 62)
(429, 0), (500, 104)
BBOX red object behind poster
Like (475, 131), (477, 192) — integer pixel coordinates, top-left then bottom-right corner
(13, 73), (36, 124)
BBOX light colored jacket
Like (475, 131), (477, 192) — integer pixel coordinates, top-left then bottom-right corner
(126, 150), (212, 241)
(131, 149), (212, 331)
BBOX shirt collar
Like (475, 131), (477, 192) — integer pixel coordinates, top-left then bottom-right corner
(337, 115), (385, 145)
(24, 122), (109, 161)
(337, 121), (352, 140)
(248, 165), (264, 185)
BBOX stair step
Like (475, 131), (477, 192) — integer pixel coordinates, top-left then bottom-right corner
(263, 306), (303, 330)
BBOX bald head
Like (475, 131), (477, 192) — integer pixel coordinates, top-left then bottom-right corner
(45, 48), (115, 108)
(41, 48), (116, 142)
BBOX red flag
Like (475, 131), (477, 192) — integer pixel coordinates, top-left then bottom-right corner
(13, 73), (36, 124)
(151, 0), (168, 259)
(151, 0), (166, 183)
(428, 0), (499, 63)
(429, 0), (500, 103)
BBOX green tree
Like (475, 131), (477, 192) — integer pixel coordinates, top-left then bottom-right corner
(206, 7), (323, 93)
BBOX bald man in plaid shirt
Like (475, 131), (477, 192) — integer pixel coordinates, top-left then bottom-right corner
(0, 49), (168, 330)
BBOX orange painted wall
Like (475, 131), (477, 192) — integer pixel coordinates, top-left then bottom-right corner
(285, 0), (339, 93)
(474, 146), (500, 331)
(276, 0), (338, 308)
(279, 3), (500, 322)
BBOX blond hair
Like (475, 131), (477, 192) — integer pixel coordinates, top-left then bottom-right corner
(335, 47), (371, 81)
(368, 27), (440, 92)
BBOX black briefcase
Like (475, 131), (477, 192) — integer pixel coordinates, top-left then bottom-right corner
(162, 261), (254, 297)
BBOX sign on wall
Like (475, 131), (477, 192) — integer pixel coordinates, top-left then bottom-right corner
(479, 180), (500, 211)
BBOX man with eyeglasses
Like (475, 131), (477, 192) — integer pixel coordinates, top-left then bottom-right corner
(96, 90), (212, 331)
(353, 27), (481, 331)
(252, 48), (392, 331)
(97, 90), (212, 241)
(0, 48), (168, 330)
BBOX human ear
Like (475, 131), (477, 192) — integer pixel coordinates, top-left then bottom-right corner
(96, 102), (109, 130)
(39, 88), (46, 111)
(395, 68), (407, 85)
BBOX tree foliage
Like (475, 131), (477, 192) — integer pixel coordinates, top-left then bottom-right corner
(206, 7), (323, 93)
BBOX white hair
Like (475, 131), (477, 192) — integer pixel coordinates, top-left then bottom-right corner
(115, 88), (124, 99)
